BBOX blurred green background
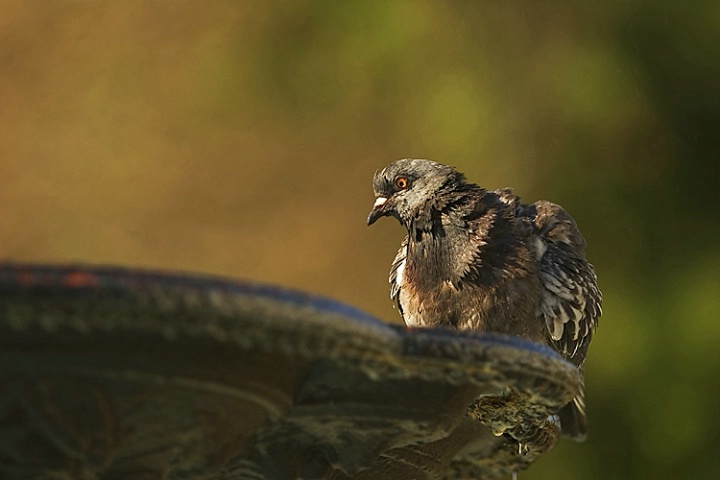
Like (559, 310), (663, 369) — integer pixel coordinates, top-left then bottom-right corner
(1, 1), (719, 478)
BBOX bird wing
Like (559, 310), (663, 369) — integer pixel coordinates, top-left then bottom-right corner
(526, 201), (602, 363)
(389, 235), (409, 315)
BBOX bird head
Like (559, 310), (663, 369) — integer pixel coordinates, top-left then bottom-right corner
(367, 158), (466, 227)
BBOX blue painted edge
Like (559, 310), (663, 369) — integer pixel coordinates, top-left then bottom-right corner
(0, 262), (385, 327)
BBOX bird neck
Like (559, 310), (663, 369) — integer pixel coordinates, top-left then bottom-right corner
(404, 226), (456, 289)
(403, 187), (520, 289)
(407, 184), (484, 234)
(403, 187), (484, 287)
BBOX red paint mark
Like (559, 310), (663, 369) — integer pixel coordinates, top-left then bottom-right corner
(16, 270), (35, 286)
(63, 270), (98, 288)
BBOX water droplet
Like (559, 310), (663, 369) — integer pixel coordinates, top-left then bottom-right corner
(518, 442), (529, 456)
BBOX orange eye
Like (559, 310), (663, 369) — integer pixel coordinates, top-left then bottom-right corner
(395, 176), (409, 189)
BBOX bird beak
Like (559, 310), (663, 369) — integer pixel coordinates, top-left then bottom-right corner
(367, 196), (390, 225)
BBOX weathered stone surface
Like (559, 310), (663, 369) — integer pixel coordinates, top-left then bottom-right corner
(0, 264), (582, 479)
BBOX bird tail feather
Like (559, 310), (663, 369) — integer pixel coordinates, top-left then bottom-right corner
(558, 394), (587, 441)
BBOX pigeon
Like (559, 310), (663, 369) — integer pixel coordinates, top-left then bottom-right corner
(367, 158), (602, 439)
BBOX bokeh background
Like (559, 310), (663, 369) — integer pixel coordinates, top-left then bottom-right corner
(2, 1), (719, 479)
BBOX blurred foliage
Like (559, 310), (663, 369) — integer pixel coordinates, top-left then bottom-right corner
(1, 1), (719, 478)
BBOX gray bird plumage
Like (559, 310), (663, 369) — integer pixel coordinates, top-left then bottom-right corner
(367, 158), (602, 439)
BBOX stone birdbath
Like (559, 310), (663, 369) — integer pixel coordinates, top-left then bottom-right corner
(0, 264), (582, 479)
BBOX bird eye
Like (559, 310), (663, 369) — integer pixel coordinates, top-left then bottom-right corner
(395, 176), (409, 190)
